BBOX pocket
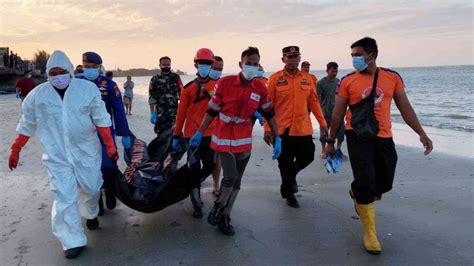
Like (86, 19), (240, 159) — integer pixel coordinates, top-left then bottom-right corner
(240, 99), (259, 120)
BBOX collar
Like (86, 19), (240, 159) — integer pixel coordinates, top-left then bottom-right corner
(232, 73), (257, 89)
(283, 68), (302, 78)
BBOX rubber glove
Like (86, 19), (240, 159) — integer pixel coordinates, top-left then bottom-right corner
(150, 111), (156, 125)
(122, 136), (132, 149)
(8, 134), (30, 170)
(171, 138), (180, 150)
(16, 92), (21, 99)
(272, 136), (282, 160)
(97, 127), (119, 160)
(254, 111), (264, 126)
(189, 131), (203, 148)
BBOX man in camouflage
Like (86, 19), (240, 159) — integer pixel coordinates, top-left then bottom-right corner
(149, 56), (184, 136)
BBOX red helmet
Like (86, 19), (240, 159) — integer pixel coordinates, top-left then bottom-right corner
(194, 48), (214, 62)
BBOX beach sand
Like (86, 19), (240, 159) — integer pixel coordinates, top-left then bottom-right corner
(0, 90), (472, 265)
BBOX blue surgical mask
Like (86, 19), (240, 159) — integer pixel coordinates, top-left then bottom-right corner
(83, 68), (100, 80)
(197, 64), (211, 78)
(257, 70), (264, 77)
(241, 65), (259, 80)
(352, 56), (368, 71)
(209, 69), (222, 80)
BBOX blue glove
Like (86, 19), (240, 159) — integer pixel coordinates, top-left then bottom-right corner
(16, 92), (21, 99)
(171, 138), (180, 150)
(254, 111), (264, 126)
(150, 111), (156, 125)
(189, 131), (203, 148)
(325, 149), (343, 174)
(272, 136), (282, 160)
(122, 136), (132, 149)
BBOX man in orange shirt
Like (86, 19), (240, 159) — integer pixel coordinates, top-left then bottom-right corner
(172, 48), (217, 219)
(265, 46), (328, 208)
(301, 61), (317, 88)
(326, 37), (433, 254)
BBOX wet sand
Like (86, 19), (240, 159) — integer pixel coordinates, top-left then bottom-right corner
(0, 92), (472, 265)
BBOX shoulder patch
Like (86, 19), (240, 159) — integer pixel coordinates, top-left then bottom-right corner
(339, 71), (356, 83)
(183, 80), (195, 89)
(381, 67), (404, 84)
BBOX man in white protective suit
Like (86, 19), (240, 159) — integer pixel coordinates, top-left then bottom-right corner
(8, 50), (119, 259)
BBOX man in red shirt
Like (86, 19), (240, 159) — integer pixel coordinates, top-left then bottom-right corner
(190, 47), (281, 236)
(16, 71), (36, 101)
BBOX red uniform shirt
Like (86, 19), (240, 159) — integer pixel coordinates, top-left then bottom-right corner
(208, 74), (273, 153)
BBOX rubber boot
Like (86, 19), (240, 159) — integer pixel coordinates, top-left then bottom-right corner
(355, 203), (381, 254)
(217, 214), (235, 236)
(190, 188), (203, 218)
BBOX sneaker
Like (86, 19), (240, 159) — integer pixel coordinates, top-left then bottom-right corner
(286, 194), (300, 208)
(64, 246), (85, 259)
(207, 203), (225, 226)
(192, 207), (203, 219)
(217, 214), (235, 236)
(86, 218), (99, 230)
(105, 189), (116, 210)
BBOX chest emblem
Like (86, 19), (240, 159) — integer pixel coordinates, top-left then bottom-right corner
(276, 77), (288, 86)
(250, 92), (260, 102)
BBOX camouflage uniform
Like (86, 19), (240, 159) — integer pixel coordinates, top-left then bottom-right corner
(149, 72), (182, 135)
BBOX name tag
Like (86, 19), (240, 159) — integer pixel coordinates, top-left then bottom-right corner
(250, 92), (260, 102)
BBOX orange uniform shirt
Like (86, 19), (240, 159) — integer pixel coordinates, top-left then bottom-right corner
(337, 67), (405, 138)
(174, 79), (217, 138)
(265, 69), (327, 136)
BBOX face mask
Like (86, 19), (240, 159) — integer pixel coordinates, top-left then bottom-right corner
(75, 72), (84, 78)
(161, 67), (171, 73)
(27, 74), (32, 78)
(257, 70), (264, 77)
(83, 68), (100, 80)
(197, 64), (211, 78)
(241, 65), (259, 80)
(49, 73), (71, 90)
(209, 69), (222, 80)
(352, 56), (368, 71)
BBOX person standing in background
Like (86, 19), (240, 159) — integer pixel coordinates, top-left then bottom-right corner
(106, 71), (113, 80)
(123, 75), (134, 115)
(75, 65), (84, 78)
(16, 70), (36, 102)
(3, 52), (8, 67)
(301, 61), (317, 88)
(317, 62), (347, 159)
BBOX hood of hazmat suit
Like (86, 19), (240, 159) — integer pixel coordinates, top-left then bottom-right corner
(16, 50), (112, 250)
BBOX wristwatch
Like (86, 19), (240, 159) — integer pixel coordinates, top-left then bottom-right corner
(326, 138), (336, 144)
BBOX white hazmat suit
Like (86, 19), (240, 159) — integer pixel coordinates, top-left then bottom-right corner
(16, 50), (112, 250)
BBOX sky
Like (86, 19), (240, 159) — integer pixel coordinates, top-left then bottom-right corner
(0, 0), (472, 73)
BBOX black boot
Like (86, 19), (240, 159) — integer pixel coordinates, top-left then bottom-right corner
(98, 192), (104, 216)
(207, 202), (225, 226)
(105, 189), (116, 210)
(217, 214), (235, 236)
(190, 188), (203, 219)
(286, 193), (300, 208)
(64, 246), (85, 259)
(86, 218), (99, 230)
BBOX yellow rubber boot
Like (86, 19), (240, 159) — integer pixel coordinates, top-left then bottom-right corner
(355, 203), (381, 254)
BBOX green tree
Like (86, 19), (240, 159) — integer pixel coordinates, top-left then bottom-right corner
(33, 50), (50, 74)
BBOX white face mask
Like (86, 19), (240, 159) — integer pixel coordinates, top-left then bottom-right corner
(27, 74), (32, 78)
(49, 73), (71, 90)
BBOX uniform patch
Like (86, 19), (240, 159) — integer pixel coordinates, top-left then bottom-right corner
(276, 77), (288, 86)
(250, 92), (261, 102)
(300, 78), (311, 86)
(101, 80), (108, 87)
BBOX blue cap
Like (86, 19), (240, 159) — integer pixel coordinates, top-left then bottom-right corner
(82, 51), (102, 64)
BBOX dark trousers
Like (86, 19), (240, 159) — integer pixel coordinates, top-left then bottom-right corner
(100, 134), (118, 192)
(187, 137), (216, 188)
(346, 130), (398, 204)
(277, 133), (315, 198)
